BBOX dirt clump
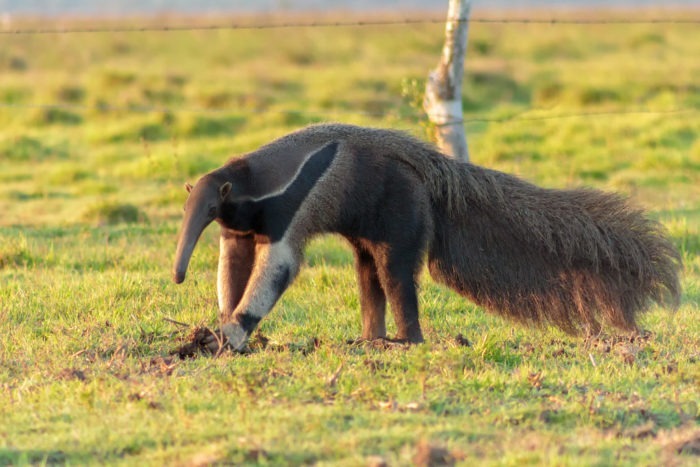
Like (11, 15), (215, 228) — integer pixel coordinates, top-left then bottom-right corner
(413, 439), (458, 467)
(141, 356), (178, 376)
(57, 368), (88, 382)
(454, 333), (471, 347)
(170, 326), (220, 359)
(170, 327), (318, 358)
(674, 432), (700, 456)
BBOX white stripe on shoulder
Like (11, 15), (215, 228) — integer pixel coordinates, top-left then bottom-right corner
(236, 142), (337, 203)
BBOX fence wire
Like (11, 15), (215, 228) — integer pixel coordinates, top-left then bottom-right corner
(0, 101), (697, 126)
(1, 16), (700, 35)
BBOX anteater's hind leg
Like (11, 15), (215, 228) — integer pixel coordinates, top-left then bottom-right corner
(373, 243), (425, 344)
(217, 229), (256, 321)
(350, 240), (387, 340)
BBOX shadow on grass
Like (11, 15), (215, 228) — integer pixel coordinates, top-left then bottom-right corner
(0, 449), (72, 464)
(5, 190), (73, 201)
(178, 114), (246, 139)
(465, 70), (531, 111)
(0, 136), (69, 162)
(224, 446), (320, 465)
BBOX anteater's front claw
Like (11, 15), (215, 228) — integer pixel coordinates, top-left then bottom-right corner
(201, 329), (231, 354)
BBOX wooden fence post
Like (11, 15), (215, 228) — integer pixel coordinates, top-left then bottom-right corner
(424, 0), (471, 161)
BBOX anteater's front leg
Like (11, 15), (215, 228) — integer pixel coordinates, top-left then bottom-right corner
(217, 229), (256, 321)
(204, 240), (300, 352)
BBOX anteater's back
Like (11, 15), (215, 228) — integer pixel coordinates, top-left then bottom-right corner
(246, 124), (682, 333)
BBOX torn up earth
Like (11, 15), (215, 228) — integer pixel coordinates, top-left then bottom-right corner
(170, 326), (224, 359)
(170, 326), (320, 359)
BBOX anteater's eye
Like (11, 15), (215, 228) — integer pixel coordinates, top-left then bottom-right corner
(208, 206), (217, 217)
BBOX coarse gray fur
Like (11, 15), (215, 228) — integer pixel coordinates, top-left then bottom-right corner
(173, 123), (682, 352)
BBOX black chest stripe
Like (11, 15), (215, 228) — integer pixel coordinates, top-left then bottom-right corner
(224, 142), (339, 242)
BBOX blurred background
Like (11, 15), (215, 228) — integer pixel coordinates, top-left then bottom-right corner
(0, 0), (698, 232)
(0, 1), (699, 15)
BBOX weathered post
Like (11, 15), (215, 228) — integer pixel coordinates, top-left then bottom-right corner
(424, 0), (471, 161)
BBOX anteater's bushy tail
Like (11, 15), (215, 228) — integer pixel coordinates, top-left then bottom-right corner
(399, 147), (682, 334)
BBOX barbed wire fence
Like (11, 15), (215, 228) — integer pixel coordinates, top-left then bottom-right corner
(2, 16), (700, 35)
(1, 15), (699, 128)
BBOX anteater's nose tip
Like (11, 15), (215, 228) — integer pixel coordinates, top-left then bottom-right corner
(173, 271), (185, 284)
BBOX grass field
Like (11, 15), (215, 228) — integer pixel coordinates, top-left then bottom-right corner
(0, 9), (699, 465)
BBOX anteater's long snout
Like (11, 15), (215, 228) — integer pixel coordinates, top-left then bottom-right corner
(172, 233), (196, 284)
(172, 209), (212, 284)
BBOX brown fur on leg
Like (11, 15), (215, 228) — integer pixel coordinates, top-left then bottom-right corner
(371, 243), (425, 343)
(217, 230), (256, 321)
(350, 241), (388, 340)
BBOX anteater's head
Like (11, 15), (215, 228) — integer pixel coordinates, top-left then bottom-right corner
(172, 176), (232, 284)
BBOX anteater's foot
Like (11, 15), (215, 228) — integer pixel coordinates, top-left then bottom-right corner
(170, 326), (228, 359)
(199, 328), (233, 354)
(347, 336), (418, 349)
(347, 337), (373, 345)
(346, 336), (392, 345)
(202, 322), (251, 354)
(171, 325), (252, 359)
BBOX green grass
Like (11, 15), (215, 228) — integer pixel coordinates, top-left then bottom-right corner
(0, 11), (699, 465)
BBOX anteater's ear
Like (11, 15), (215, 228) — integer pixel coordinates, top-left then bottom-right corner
(219, 182), (232, 200)
(185, 183), (193, 193)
